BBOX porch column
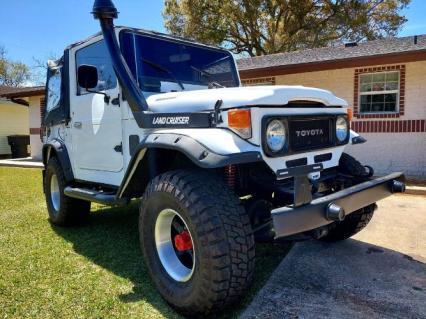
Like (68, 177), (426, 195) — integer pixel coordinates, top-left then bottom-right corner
(28, 96), (43, 160)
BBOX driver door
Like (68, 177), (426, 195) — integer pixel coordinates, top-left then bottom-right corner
(71, 40), (123, 175)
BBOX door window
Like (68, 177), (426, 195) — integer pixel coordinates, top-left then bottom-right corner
(76, 40), (117, 95)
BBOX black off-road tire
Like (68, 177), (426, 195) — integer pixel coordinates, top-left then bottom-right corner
(338, 152), (368, 177)
(339, 153), (374, 179)
(44, 157), (90, 226)
(139, 170), (255, 317)
(321, 152), (376, 242)
(319, 204), (376, 242)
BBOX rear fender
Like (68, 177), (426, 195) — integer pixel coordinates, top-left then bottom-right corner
(42, 139), (74, 183)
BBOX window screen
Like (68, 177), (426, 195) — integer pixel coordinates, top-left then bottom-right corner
(359, 71), (399, 113)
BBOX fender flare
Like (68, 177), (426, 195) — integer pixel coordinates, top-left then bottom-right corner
(42, 139), (74, 183)
(117, 133), (261, 198)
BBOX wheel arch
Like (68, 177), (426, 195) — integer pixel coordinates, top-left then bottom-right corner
(42, 139), (74, 183)
(117, 133), (261, 199)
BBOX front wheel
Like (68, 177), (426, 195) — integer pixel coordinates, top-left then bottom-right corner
(139, 170), (255, 316)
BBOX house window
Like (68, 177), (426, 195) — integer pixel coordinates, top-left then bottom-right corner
(359, 71), (399, 114)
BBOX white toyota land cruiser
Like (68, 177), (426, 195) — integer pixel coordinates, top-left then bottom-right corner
(41, 0), (405, 316)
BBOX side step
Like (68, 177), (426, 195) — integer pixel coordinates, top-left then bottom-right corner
(64, 186), (129, 206)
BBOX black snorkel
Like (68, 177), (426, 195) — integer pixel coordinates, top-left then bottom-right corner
(91, 0), (214, 129)
(92, 0), (149, 119)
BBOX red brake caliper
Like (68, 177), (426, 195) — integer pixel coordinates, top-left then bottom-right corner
(174, 230), (193, 251)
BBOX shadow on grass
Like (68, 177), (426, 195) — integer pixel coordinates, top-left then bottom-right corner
(52, 202), (291, 318)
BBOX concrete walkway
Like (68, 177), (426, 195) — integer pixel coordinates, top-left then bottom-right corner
(0, 157), (43, 168)
(242, 194), (426, 319)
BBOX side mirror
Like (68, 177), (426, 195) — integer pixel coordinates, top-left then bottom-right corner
(78, 64), (98, 89)
(77, 64), (110, 103)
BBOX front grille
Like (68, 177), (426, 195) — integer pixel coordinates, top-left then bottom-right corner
(288, 118), (333, 152)
(262, 115), (347, 157)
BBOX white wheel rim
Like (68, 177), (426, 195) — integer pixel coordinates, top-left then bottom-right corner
(50, 174), (60, 212)
(155, 209), (195, 282)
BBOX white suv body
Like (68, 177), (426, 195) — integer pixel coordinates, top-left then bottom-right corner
(40, 2), (405, 315)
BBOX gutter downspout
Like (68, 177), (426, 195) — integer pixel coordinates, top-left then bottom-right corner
(92, 0), (149, 127)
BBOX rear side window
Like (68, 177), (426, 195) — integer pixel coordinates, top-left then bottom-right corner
(46, 66), (62, 112)
(76, 40), (117, 94)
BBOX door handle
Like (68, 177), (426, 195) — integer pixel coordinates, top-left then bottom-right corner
(73, 122), (82, 128)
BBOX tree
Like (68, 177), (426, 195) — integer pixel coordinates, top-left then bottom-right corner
(0, 45), (31, 87)
(31, 53), (60, 86)
(163, 0), (410, 57)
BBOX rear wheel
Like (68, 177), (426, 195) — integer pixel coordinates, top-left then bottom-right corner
(139, 170), (255, 316)
(318, 153), (376, 242)
(44, 157), (90, 226)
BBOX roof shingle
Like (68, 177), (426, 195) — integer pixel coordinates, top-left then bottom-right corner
(237, 34), (426, 71)
(0, 85), (45, 98)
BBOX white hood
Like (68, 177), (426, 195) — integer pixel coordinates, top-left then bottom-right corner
(145, 85), (347, 113)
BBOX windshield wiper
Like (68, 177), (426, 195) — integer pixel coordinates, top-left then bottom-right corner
(141, 58), (185, 90)
(190, 65), (225, 89)
(208, 81), (225, 89)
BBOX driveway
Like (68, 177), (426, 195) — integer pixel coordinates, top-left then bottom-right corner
(242, 194), (426, 318)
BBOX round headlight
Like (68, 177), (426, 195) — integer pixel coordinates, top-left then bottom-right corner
(336, 116), (348, 142)
(266, 120), (286, 152)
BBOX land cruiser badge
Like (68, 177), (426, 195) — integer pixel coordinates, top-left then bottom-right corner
(152, 116), (190, 125)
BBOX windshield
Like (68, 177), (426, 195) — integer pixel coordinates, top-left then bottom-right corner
(120, 31), (240, 93)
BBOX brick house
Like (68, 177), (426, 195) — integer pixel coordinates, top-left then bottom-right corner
(237, 35), (426, 177)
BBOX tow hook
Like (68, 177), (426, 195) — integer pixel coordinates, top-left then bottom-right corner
(326, 203), (346, 221)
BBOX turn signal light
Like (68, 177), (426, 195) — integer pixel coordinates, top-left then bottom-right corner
(228, 109), (252, 139)
(347, 108), (353, 121)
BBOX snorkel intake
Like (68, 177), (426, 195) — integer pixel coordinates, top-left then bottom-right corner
(91, 0), (215, 129)
(92, 0), (149, 121)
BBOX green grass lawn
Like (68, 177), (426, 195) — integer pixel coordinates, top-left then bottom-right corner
(0, 167), (290, 318)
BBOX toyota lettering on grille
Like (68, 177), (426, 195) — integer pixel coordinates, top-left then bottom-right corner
(295, 129), (324, 137)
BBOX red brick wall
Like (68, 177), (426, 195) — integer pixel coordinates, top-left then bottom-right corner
(351, 119), (426, 133)
(352, 64), (426, 132)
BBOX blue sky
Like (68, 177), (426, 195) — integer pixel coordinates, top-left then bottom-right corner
(0, 0), (425, 67)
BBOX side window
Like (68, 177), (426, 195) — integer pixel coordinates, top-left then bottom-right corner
(46, 67), (62, 112)
(76, 40), (117, 94)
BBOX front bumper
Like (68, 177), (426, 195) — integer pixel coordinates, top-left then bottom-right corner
(272, 172), (405, 239)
